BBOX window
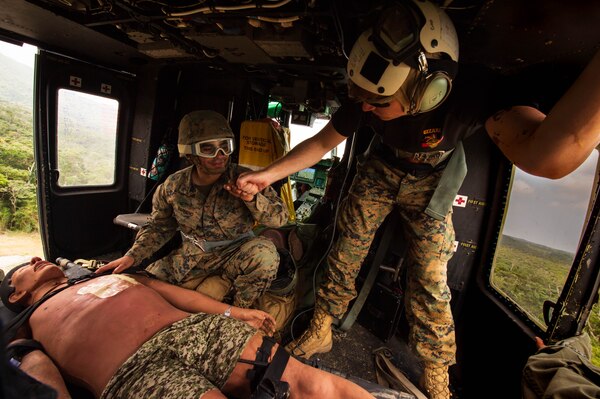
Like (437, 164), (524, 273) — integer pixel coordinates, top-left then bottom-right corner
(56, 89), (119, 187)
(290, 118), (346, 160)
(491, 150), (599, 328)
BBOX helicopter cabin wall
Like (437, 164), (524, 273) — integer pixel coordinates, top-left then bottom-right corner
(449, 131), (531, 398)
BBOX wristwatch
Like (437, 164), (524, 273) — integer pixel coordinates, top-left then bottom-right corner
(224, 305), (232, 317)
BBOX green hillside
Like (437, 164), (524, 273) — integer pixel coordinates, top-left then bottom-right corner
(499, 235), (574, 265)
(0, 101), (37, 231)
(493, 235), (572, 322)
(0, 52), (36, 230)
(0, 52), (34, 107)
(493, 234), (600, 364)
(0, 91), (118, 229)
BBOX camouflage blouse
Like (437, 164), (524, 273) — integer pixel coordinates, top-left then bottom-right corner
(126, 163), (288, 264)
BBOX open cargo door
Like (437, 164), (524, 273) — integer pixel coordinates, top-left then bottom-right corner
(34, 50), (135, 261)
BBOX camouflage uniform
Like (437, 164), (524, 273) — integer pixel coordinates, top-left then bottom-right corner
(318, 154), (456, 365)
(126, 163), (289, 307)
(101, 313), (257, 399)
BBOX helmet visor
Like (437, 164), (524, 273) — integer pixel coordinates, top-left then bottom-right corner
(373, 3), (422, 61)
(179, 138), (235, 158)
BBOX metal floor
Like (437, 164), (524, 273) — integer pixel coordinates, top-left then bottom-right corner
(320, 322), (422, 381)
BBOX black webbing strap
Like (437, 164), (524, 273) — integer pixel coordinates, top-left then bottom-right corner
(239, 336), (277, 391)
(238, 335), (291, 398)
(6, 339), (45, 361)
(252, 345), (290, 399)
(2, 273), (102, 342)
(3, 286), (68, 342)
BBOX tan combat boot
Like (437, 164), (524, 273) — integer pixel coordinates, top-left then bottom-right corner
(285, 307), (333, 359)
(421, 363), (450, 399)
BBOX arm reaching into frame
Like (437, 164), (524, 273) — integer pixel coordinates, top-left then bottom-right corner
(235, 122), (346, 195)
(486, 50), (600, 179)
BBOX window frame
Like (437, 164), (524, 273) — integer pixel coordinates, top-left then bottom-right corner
(54, 87), (121, 189)
(482, 151), (600, 340)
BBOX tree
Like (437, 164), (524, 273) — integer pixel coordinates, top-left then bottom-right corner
(0, 101), (37, 232)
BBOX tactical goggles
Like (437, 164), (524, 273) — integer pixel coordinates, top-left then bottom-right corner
(179, 138), (235, 158)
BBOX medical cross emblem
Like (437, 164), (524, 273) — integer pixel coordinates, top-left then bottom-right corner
(70, 76), (82, 87)
(453, 194), (468, 208)
(452, 241), (459, 252)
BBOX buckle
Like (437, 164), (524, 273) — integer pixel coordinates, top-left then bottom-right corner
(196, 239), (207, 252)
(181, 232), (207, 252)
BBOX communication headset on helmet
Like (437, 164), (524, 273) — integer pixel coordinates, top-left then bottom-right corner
(347, 0), (459, 115)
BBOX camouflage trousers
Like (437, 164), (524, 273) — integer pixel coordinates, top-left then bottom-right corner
(147, 236), (279, 308)
(101, 313), (256, 399)
(318, 155), (456, 365)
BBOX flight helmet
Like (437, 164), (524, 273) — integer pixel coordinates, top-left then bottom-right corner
(347, 0), (459, 114)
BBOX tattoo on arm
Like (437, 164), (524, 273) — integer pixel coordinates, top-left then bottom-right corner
(490, 108), (535, 147)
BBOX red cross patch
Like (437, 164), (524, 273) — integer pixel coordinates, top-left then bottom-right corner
(101, 83), (112, 94)
(453, 194), (468, 208)
(69, 76), (82, 87)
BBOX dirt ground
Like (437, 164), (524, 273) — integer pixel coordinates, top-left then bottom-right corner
(0, 230), (43, 274)
(0, 231), (43, 255)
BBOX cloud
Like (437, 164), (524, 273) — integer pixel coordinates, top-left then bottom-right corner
(505, 153), (598, 252)
(512, 179), (534, 194)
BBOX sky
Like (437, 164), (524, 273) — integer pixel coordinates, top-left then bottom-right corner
(0, 41), (37, 67)
(503, 152), (598, 253)
(290, 118), (346, 160)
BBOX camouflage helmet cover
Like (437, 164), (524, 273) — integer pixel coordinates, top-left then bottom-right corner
(178, 110), (234, 148)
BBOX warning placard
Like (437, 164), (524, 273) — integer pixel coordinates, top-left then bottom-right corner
(239, 120), (285, 170)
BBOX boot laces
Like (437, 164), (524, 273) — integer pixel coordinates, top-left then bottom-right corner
(422, 365), (450, 399)
(293, 309), (329, 349)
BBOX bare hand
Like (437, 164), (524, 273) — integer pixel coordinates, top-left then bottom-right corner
(233, 308), (276, 336)
(236, 171), (271, 195)
(535, 336), (546, 350)
(223, 181), (255, 201)
(95, 255), (135, 274)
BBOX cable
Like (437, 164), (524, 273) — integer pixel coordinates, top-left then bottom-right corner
(250, 15), (301, 24)
(330, 0), (348, 60)
(288, 130), (358, 341)
(166, 0), (292, 18)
